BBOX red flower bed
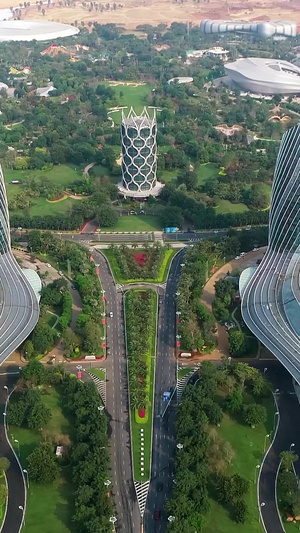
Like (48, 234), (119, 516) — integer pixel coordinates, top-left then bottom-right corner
(48, 194), (64, 202)
(134, 253), (146, 267)
(138, 409), (146, 418)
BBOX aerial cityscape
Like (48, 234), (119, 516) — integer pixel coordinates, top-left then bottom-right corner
(0, 4), (300, 533)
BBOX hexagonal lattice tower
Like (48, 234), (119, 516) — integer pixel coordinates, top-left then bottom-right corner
(118, 107), (164, 198)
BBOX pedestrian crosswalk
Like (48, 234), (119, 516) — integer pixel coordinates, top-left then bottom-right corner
(176, 367), (198, 403)
(134, 481), (150, 517)
(89, 369), (106, 406)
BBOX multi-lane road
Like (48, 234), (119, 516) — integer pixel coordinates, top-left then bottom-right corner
(92, 246), (185, 532)
(92, 249), (140, 532)
(145, 249), (185, 532)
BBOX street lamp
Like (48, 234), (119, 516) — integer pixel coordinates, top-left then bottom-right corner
(175, 292), (180, 296)
(104, 480), (111, 487)
(3, 386), (8, 396)
(109, 516), (117, 524)
(263, 367), (267, 374)
(97, 406), (105, 412)
(274, 388), (280, 394)
(19, 505), (25, 526)
(180, 263), (185, 267)
(176, 311), (181, 316)
(14, 439), (20, 457)
(23, 469), (29, 488)
(264, 434), (270, 453)
(290, 443), (295, 451)
(273, 411), (279, 430)
(176, 443), (184, 450)
(176, 335), (181, 339)
(254, 464), (261, 484)
(168, 516), (175, 522)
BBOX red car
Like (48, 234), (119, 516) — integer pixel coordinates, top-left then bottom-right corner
(154, 510), (161, 521)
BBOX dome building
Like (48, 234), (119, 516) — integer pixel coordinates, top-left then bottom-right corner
(225, 57), (300, 95)
(118, 107), (164, 198)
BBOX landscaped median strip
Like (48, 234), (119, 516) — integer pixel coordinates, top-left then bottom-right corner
(124, 288), (157, 501)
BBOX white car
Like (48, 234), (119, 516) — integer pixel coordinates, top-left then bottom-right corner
(240, 252), (246, 256)
(253, 248), (258, 251)
(109, 311), (113, 318)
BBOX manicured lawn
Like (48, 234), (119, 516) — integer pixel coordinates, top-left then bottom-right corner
(89, 369), (106, 381)
(102, 248), (176, 283)
(100, 214), (163, 233)
(159, 169), (178, 183)
(10, 387), (73, 533)
(126, 290), (157, 482)
(105, 82), (154, 123)
(197, 162), (219, 185)
(202, 392), (274, 533)
(4, 165), (81, 188)
(215, 199), (249, 214)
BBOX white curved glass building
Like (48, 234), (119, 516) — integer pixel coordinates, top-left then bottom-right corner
(0, 166), (39, 364)
(0, 20), (79, 42)
(225, 58), (300, 95)
(200, 20), (297, 38)
(242, 123), (300, 383)
(118, 107), (164, 198)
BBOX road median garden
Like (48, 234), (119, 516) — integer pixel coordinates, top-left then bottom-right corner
(124, 289), (157, 481)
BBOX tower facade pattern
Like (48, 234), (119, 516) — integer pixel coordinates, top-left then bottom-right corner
(0, 165), (39, 365)
(121, 107), (157, 194)
(241, 123), (300, 383)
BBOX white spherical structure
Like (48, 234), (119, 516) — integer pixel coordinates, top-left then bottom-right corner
(0, 20), (79, 42)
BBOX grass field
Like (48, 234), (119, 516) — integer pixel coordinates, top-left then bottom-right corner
(202, 392), (275, 533)
(106, 82), (154, 123)
(5, 164), (81, 217)
(102, 247), (176, 283)
(10, 387), (73, 533)
(215, 199), (249, 214)
(5, 164), (82, 190)
(197, 162), (219, 185)
(126, 290), (157, 482)
(100, 214), (162, 233)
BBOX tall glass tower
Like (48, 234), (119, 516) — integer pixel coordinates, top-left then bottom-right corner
(241, 123), (300, 384)
(118, 107), (164, 198)
(0, 165), (39, 365)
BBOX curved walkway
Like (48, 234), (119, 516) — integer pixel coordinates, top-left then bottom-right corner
(0, 373), (25, 533)
(258, 367), (300, 533)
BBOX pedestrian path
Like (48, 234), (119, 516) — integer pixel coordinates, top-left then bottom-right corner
(88, 369), (107, 406)
(134, 481), (150, 517)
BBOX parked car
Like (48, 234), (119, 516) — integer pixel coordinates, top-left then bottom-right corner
(109, 311), (114, 318)
(154, 510), (161, 520)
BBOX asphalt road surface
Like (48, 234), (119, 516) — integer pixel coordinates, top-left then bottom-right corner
(144, 249), (185, 533)
(0, 371), (25, 533)
(92, 250), (140, 533)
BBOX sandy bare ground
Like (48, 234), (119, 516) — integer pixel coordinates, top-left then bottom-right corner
(3, 0), (299, 31)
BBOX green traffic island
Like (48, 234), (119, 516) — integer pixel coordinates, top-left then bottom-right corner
(102, 243), (177, 284)
(7, 361), (112, 533)
(125, 289), (157, 482)
(177, 366), (197, 381)
(89, 368), (106, 381)
(277, 451), (300, 532)
(167, 361), (275, 533)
